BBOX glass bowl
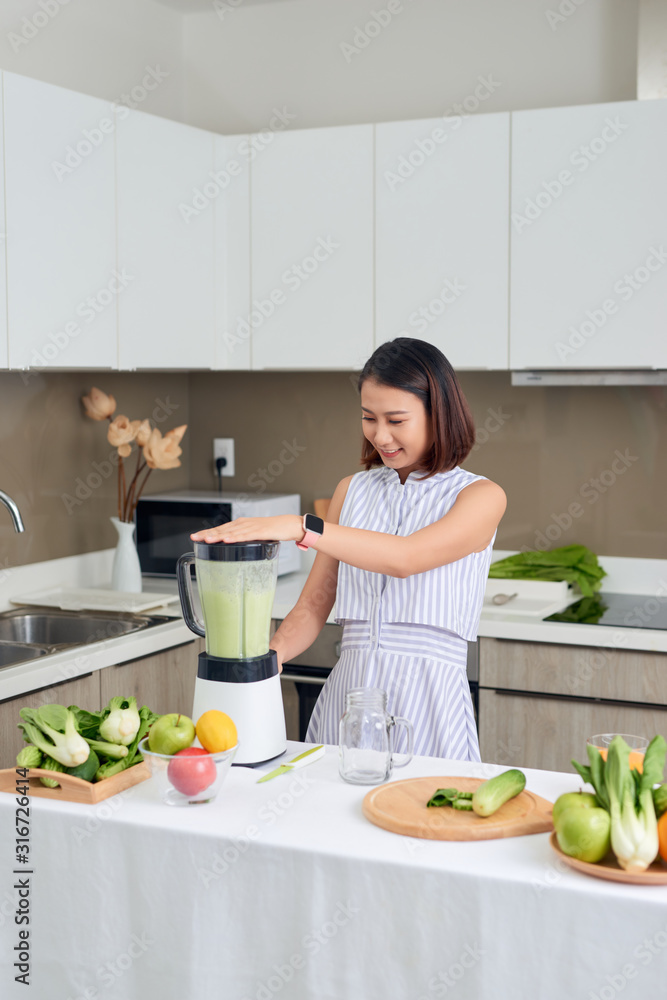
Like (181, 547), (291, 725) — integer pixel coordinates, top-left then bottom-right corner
(586, 734), (649, 772)
(139, 737), (238, 806)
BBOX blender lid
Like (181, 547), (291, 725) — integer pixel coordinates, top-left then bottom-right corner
(193, 539), (280, 562)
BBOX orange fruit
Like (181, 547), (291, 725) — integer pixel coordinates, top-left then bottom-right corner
(196, 710), (238, 753)
(658, 811), (667, 864)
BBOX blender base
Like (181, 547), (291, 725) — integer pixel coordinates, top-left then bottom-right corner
(193, 651), (287, 767)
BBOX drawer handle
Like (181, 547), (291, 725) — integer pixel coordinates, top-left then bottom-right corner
(281, 673), (327, 687)
(334, 641), (341, 658)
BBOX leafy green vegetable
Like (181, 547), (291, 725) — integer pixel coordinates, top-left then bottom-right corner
(99, 697), (141, 746)
(547, 595), (608, 624)
(488, 545), (606, 597)
(605, 735), (665, 873)
(451, 798), (473, 811)
(40, 757), (65, 788)
(66, 750), (100, 782)
(95, 705), (158, 781)
(653, 784), (667, 818)
(18, 706), (90, 768)
(84, 738), (128, 760)
(67, 705), (104, 741)
(427, 788), (460, 807)
(16, 746), (42, 769)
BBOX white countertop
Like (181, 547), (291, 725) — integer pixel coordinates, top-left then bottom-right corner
(1, 546), (666, 702)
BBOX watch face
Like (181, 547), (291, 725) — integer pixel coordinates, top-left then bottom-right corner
(305, 514), (324, 534)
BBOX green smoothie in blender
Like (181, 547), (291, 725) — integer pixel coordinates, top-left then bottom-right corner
(196, 558), (275, 658)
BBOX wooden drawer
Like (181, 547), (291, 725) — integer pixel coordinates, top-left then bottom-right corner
(478, 688), (667, 773)
(479, 637), (667, 706)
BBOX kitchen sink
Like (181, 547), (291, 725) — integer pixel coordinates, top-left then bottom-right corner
(0, 641), (52, 668)
(0, 608), (174, 668)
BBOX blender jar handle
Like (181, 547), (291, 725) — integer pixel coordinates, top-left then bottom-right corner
(390, 716), (414, 768)
(176, 552), (206, 637)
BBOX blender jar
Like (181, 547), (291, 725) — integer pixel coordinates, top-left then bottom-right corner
(178, 540), (279, 659)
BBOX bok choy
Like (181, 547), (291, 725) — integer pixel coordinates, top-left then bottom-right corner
(18, 705), (89, 768)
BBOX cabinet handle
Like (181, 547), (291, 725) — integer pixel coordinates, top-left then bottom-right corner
(334, 641), (342, 658)
(280, 673), (327, 687)
(488, 687), (667, 710)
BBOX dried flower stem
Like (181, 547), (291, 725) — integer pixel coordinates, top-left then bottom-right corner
(129, 467), (153, 521)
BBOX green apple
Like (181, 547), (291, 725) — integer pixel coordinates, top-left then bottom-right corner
(552, 791), (598, 830)
(556, 806), (611, 863)
(148, 713), (195, 755)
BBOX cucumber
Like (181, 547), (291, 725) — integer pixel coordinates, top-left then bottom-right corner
(66, 750), (100, 783)
(472, 769), (526, 817)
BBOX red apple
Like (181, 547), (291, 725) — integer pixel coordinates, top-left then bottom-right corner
(167, 747), (216, 797)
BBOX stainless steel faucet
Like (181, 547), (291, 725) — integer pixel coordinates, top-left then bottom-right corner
(0, 490), (25, 532)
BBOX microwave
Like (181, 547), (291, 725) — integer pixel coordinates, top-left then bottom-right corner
(135, 490), (302, 578)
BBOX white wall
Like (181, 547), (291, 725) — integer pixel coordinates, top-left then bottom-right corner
(182, 0), (639, 134)
(0, 0), (185, 122)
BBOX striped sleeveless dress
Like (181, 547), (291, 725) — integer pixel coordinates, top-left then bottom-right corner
(305, 464), (496, 761)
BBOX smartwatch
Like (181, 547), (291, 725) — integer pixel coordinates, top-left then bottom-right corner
(296, 513), (325, 550)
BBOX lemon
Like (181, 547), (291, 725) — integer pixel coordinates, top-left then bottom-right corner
(196, 710), (238, 753)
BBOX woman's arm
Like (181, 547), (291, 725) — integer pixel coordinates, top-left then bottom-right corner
(315, 479), (507, 578)
(191, 477), (506, 579)
(268, 477), (352, 670)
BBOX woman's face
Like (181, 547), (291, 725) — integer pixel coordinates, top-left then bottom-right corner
(360, 379), (432, 477)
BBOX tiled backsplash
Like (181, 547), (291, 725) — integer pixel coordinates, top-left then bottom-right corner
(1, 368), (665, 570)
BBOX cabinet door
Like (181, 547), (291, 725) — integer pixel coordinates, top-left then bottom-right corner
(0, 75), (7, 368)
(214, 134), (251, 370)
(117, 111), (215, 369)
(4, 72), (117, 370)
(510, 99), (667, 369)
(99, 639), (202, 717)
(250, 125), (374, 370)
(376, 113), (510, 369)
(478, 688), (667, 773)
(0, 672), (100, 769)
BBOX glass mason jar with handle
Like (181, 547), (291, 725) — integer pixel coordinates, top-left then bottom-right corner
(339, 688), (414, 785)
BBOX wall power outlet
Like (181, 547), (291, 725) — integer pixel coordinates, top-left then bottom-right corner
(213, 438), (235, 478)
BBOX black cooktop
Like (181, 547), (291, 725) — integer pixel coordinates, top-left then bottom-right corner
(545, 592), (667, 630)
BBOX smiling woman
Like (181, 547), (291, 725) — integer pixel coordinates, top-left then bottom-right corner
(193, 338), (506, 761)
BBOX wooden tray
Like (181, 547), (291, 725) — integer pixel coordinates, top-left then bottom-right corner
(0, 762), (150, 804)
(362, 776), (554, 841)
(549, 832), (667, 885)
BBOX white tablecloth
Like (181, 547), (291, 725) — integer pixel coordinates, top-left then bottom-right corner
(1, 743), (667, 1000)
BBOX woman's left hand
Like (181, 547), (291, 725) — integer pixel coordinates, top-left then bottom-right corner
(190, 515), (304, 545)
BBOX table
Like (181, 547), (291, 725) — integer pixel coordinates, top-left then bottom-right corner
(1, 743), (666, 1000)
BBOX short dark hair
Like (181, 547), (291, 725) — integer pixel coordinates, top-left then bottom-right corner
(357, 338), (476, 478)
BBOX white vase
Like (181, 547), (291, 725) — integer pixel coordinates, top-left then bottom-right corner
(110, 517), (142, 593)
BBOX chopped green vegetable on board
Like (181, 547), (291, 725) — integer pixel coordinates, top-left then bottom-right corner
(488, 545), (606, 597)
(451, 798), (474, 811)
(426, 788), (460, 807)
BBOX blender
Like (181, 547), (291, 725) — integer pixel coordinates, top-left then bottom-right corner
(177, 539), (286, 766)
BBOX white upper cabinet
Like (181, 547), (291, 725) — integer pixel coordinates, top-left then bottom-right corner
(116, 110), (215, 369)
(375, 113), (510, 369)
(214, 134), (251, 370)
(510, 99), (667, 369)
(250, 125), (374, 370)
(4, 72), (117, 369)
(0, 75), (7, 369)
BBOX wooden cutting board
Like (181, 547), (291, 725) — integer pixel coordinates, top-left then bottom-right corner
(362, 776), (554, 841)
